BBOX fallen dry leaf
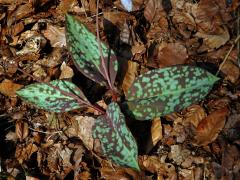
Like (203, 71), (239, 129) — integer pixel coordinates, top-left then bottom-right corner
(151, 118), (163, 146)
(195, 26), (230, 51)
(59, 62), (74, 79)
(0, 79), (23, 97)
(43, 24), (66, 47)
(139, 155), (176, 178)
(144, 0), (165, 23)
(193, 107), (229, 146)
(122, 61), (139, 95)
(15, 121), (29, 142)
(152, 42), (188, 68)
(15, 143), (38, 164)
(220, 60), (240, 83)
(100, 166), (142, 180)
(183, 105), (207, 128)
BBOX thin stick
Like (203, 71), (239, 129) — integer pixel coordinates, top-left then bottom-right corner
(96, 0), (113, 90)
(216, 34), (240, 76)
(17, 67), (105, 114)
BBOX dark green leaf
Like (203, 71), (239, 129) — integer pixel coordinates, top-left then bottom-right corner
(17, 80), (88, 112)
(93, 102), (139, 170)
(126, 65), (219, 120)
(65, 14), (118, 87)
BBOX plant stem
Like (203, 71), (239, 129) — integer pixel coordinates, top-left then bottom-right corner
(216, 34), (240, 76)
(96, 0), (114, 90)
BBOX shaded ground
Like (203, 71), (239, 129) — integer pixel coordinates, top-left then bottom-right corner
(0, 0), (240, 179)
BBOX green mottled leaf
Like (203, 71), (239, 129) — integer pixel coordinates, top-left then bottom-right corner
(17, 80), (89, 112)
(65, 14), (118, 87)
(93, 102), (139, 170)
(126, 65), (219, 120)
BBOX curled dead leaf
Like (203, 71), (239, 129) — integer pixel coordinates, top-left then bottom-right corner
(43, 24), (66, 47)
(15, 143), (38, 164)
(0, 79), (23, 97)
(183, 105), (207, 128)
(193, 107), (229, 146)
(157, 42), (188, 67)
(139, 155), (176, 178)
(220, 60), (240, 83)
(195, 26), (230, 51)
(59, 62), (74, 79)
(151, 118), (163, 146)
(122, 61), (139, 95)
(15, 121), (29, 142)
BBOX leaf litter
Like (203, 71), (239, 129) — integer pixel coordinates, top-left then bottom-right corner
(0, 0), (240, 179)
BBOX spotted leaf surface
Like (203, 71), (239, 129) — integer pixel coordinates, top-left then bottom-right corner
(93, 102), (139, 170)
(126, 65), (219, 120)
(17, 80), (88, 112)
(65, 14), (118, 87)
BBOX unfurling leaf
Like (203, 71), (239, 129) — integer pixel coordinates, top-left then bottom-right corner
(17, 80), (89, 112)
(93, 102), (139, 170)
(65, 14), (118, 87)
(125, 65), (219, 120)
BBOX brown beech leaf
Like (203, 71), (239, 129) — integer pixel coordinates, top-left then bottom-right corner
(151, 118), (163, 146)
(148, 42), (188, 68)
(59, 62), (74, 79)
(192, 0), (231, 33)
(183, 105), (207, 128)
(144, 0), (165, 23)
(195, 26), (230, 51)
(15, 143), (38, 164)
(0, 79), (23, 97)
(193, 107), (229, 146)
(122, 61), (139, 95)
(220, 60), (240, 83)
(15, 121), (29, 142)
(100, 165), (142, 180)
(43, 24), (66, 47)
(139, 155), (177, 178)
(66, 116), (95, 150)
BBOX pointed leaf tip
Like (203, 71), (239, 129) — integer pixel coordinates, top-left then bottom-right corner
(126, 65), (219, 120)
(65, 14), (118, 87)
(17, 80), (88, 112)
(93, 102), (139, 170)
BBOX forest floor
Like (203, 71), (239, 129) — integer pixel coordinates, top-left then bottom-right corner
(0, 0), (240, 179)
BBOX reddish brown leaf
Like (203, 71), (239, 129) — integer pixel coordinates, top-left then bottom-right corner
(193, 107), (229, 146)
(0, 79), (23, 97)
(15, 121), (29, 142)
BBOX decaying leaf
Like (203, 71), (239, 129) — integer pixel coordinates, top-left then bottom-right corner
(0, 79), (23, 97)
(15, 143), (38, 164)
(93, 102), (139, 170)
(17, 80), (89, 112)
(139, 155), (176, 178)
(183, 105), (207, 128)
(122, 61), (139, 95)
(65, 14), (118, 87)
(43, 24), (66, 47)
(193, 107), (229, 146)
(15, 121), (29, 142)
(126, 65), (219, 120)
(151, 118), (163, 146)
(59, 62), (74, 79)
(220, 60), (240, 83)
(195, 26), (230, 51)
(148, 42), (188, 68)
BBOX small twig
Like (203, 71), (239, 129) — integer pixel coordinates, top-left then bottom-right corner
(96, 0), (114, 90)
(28, 127), (62, 134)
(17, 67), (105, 114)
(216, 34), (240, 76)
